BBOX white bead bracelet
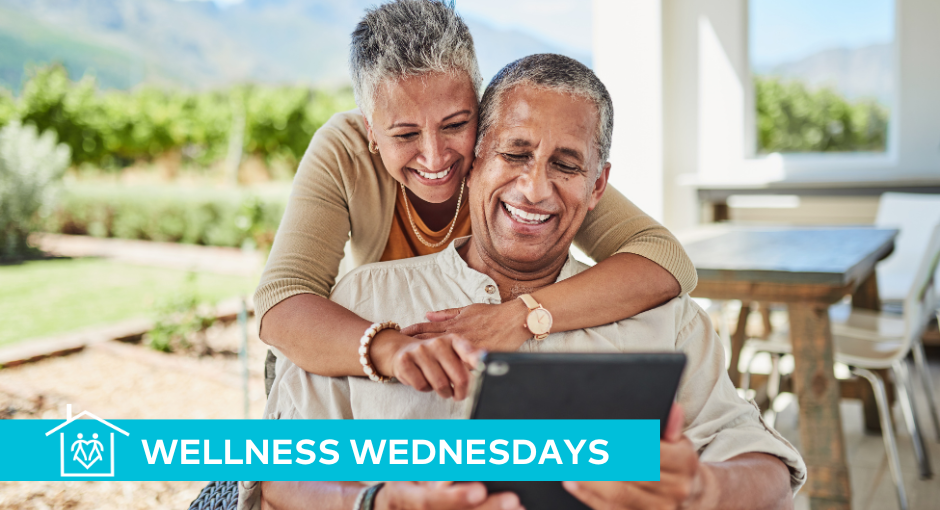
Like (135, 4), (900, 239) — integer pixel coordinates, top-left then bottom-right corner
(359, 321), (399, 383)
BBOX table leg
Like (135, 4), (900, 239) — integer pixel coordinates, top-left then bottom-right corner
(789, 303), (851, 510)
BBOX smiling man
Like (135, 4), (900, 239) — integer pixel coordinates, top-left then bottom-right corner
(242, 54), (806, 510)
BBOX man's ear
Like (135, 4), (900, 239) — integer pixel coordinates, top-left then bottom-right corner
(587, 162), (611, 211)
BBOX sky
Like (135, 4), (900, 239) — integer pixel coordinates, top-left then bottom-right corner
(750, 0), (894, 69)
(191, 0), (892, 69)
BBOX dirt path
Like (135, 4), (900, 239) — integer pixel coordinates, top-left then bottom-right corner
(0, 318), (269, 509)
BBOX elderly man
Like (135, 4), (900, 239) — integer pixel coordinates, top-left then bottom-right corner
(243, 54), (806, 510)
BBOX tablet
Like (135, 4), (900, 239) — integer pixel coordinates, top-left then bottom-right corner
(469, 351), (687, 510)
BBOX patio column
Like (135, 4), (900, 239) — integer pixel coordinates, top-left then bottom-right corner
(592, 0), (665, 222)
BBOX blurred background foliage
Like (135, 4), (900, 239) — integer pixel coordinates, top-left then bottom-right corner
(756, 76), (889, 153)
(41, 183), (287, 251)
(0, 63), (355, 169)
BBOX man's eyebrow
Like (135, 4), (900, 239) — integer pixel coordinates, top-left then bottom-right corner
(388, 110), (472, 130)
(503, 138), (534, 149)
(557, 147), (585, 162)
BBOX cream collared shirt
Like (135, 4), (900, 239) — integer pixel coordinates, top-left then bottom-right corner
(240, 238), (806, 509)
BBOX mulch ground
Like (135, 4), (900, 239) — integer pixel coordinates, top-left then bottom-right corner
(0, 318), (269, 509)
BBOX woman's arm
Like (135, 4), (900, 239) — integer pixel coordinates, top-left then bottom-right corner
(402, 186), (692, 351)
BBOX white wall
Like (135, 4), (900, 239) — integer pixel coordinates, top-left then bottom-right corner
(592, 0), (664, 222)
(594, 0), (940, 230)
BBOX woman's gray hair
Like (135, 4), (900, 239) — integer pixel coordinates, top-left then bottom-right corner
(349, 0), (483, 121)
(476, 54), (614, 172)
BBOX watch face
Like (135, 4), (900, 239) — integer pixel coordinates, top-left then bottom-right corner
(526, 308), (553, 335)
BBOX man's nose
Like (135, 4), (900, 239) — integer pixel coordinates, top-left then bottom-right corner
(516, 164), (553, 205)
(417, 132), (449, 171)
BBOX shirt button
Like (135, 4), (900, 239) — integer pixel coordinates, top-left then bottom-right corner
(485, 285), (496, 294)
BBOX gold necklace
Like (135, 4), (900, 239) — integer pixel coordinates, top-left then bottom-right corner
(400, 177), (466, 248)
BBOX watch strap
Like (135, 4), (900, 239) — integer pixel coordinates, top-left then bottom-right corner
(519, 293), (540, 310)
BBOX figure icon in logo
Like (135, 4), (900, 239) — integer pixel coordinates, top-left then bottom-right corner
(71, 433), (88, 463)
(70, 432), (104, 469)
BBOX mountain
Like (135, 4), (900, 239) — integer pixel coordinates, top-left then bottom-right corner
(757, 43), (892, 105)
(0, 0), (590, 92)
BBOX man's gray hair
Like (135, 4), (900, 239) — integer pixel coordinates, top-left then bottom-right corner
(476, 54), (614, 170)
(349, 0), (483, 121)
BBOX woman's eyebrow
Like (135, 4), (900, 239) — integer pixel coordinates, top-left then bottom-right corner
(387, 121), (418, 129)
(442, 110), (472, 122)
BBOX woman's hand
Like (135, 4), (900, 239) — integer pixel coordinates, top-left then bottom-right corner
(400, 301), (532, 352)
(374, 481), (523, 510)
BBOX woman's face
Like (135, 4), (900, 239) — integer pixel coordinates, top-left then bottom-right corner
(365, 72), (478, 204)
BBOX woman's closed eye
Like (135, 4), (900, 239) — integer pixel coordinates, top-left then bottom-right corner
(444, 121), (469, 131)
(393, 132), (419, 140)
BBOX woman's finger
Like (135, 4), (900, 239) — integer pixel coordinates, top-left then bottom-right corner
(664, 402), (684, 443)
(426, 307), (464, 322)
(401, 321), (449, 337)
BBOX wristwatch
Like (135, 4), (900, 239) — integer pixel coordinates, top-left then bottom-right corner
(519, 294), (553, 340)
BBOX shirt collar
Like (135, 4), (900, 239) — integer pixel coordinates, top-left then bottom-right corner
(434, 236), (583, 300)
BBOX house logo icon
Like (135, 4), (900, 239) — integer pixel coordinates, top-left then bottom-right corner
(44, 405), (129, 477)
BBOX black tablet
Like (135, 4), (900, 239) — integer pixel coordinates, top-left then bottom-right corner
(469, 351), (687, 510)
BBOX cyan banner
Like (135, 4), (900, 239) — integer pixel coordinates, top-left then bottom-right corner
(6, 416), (660, 481)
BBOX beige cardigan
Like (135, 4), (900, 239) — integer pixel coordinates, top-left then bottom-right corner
(254, 110), (697, 320)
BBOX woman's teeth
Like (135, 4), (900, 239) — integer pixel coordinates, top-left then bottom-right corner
(415, 164), (453, 180)
(503, 202), (551, 224)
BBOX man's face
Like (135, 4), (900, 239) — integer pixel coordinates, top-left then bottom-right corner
(468, 84), (610, 273)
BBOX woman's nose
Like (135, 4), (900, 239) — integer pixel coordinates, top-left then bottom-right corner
(417, 133), (449, 171)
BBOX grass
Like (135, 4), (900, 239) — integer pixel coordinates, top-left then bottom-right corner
(0, 257), (257, 347)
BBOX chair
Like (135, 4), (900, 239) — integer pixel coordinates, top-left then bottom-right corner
(874, 193), (940, 304)
(189, 480), (238, 510)
(741, 221), (940, 510)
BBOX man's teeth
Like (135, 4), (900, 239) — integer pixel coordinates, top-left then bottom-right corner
(415, 165), (452, 180)
(504, 202), (551, 224)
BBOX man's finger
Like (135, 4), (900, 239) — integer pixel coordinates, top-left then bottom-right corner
(453, 338), (483, 368)
(394, 356), (432, 393)
(471, 491), (523, 510)
(664, 402), (684, 443)
(433, 343), (471, 401)
(426, 307), (464, 322)
(562, 481), (614, 509)
(412, 349), (454, 399)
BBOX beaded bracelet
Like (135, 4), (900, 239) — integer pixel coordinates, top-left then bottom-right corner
(359, 321), (399, 383)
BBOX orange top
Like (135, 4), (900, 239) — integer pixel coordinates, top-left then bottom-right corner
(380, 188), (472, 261)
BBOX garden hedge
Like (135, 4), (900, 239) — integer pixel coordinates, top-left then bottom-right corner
(42, 183), (289, 250)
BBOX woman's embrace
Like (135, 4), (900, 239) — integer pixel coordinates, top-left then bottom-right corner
(255, 0), (697, 398)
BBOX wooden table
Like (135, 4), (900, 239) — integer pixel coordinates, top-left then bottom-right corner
(684, 227), (898, 510)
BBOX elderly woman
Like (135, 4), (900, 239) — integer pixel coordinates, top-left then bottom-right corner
(255, 0), (697, 396)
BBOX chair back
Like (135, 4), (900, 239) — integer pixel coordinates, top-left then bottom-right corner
(875, 193), (940, 301)
(902, 221), (940, 353)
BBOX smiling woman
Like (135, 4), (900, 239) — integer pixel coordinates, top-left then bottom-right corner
(253, 0), (698, 403)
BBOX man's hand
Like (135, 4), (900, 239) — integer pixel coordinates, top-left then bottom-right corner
(372, 332), (481, 400)
(563, 403), (710, 510)
(374, 481), (523, 510)
(400, 301), (532, 352)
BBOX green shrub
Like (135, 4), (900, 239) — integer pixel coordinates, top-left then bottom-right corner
(4, 64), (355, 169)
(42, 183), (288, 250)
(756, 76), (889, 153)
(145, 273), (217, 354)
(0, 120), (71, 259)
